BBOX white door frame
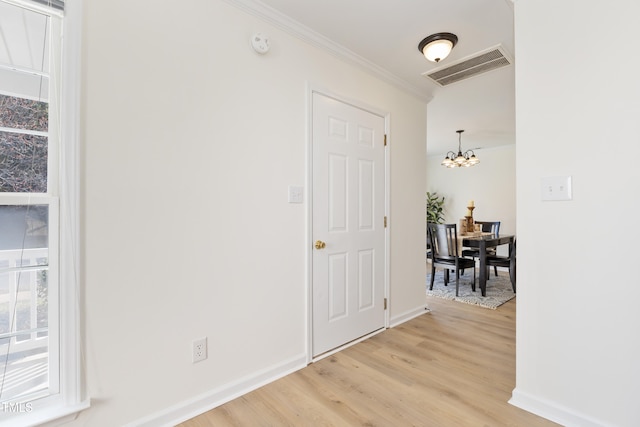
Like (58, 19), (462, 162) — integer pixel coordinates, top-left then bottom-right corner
(306, 84), (390, 363)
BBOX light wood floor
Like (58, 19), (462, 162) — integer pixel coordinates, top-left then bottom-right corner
(179, 294), (559, 426)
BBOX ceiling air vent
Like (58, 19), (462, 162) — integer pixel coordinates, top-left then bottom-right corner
(422, 45), (512, 86)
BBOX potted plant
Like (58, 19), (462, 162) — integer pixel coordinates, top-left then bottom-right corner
(426, 192), (445, 224)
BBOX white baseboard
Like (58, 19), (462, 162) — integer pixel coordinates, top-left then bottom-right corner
(510, 388), (608, 427)
(389, 304), (430, 328)
(127, 306), (429, 427)
(126, 353), (307, 427)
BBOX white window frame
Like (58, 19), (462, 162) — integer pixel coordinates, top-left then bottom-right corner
(0, 0), (87, 425)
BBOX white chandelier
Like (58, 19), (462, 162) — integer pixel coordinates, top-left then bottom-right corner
(441, 130), (480, 168)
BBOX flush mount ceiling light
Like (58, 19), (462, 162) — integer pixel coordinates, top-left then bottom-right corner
(441, 130), (480, 168)
(418, 32), (458, 63)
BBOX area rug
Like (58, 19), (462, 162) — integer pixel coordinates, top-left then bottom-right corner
(426, 270), (515, 310)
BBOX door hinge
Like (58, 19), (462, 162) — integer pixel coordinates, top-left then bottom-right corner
(384, 298), (387, 310)
(384, 134), (387, 146)
(384, 216), (387, 228)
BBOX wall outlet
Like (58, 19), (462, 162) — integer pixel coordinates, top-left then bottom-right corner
(192, 337), (207, 363)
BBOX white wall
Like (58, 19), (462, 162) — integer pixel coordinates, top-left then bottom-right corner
(511, 1), (640, 426)
(73, 0), (427, 425)
(426, 145), (516, 238)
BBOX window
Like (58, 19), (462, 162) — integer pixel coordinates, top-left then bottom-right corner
(0, 0), (84, 424)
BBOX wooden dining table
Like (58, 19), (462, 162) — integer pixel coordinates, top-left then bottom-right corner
(462, 234), (515, 297)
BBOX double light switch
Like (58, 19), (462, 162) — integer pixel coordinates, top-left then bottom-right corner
(541, 176), (572, 201)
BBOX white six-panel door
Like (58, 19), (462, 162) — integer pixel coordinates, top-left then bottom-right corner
(311, 92), (386, 357)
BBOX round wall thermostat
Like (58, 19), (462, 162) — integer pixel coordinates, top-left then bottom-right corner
(251, 33), (270, 54)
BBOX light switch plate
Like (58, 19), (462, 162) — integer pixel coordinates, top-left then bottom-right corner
(288, 186), (303, 203)
(541, 176), (572, 201)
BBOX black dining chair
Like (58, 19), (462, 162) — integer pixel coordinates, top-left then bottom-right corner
(427, 223), (476, 297)
(461, 221), (501, 277)
(486, 238), (516, 293)
(426, 224), (432, 261)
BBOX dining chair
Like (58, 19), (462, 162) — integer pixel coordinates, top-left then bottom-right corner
(427, 223), (476, 297)
(426, 224), (432, 261)
(461, 221), (501, 277)
(486, 238), (516, 293)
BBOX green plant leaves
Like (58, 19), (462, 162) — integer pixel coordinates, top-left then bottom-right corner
(426, 192), (445, 224)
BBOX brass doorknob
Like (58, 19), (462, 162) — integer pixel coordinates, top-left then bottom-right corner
(315, 240), (326, 250)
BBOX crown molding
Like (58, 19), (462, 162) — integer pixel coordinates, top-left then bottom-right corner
(221, 0), (432, 102)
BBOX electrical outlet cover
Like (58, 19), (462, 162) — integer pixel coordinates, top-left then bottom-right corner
(192, 337), (207, 363)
